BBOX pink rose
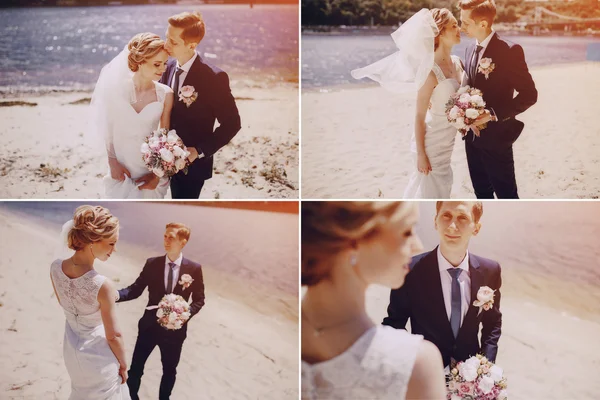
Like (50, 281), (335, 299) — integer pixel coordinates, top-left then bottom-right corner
(180, 85), (195, 98)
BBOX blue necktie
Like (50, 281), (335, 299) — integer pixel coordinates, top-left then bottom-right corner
(470, 45), (483, 84)
(173, 67), (184, 94)
(448, 268), (462, 338)
(167, 262), (176, 293)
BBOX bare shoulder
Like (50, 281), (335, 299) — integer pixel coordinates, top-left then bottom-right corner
(98, 278), (116, 301)
(414, 339), (443, 372)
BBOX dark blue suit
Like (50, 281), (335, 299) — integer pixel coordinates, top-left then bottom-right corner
(464, 33), (538, 199)
(160, 54), (241, 199)
(383, 248), (502, 368)
(117, 255), (205, 400)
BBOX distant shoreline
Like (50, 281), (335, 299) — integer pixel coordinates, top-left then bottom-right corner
(166, 201), (299, 214)
(301, 25), (600, 37)
(0, 2), (299, 8)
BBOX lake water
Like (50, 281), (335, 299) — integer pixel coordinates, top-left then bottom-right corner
(0, 4), (299, 95)
(0, 201), (299, 295)
(302, 33), (600, 89)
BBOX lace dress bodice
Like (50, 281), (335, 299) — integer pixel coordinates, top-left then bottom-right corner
(428, 55), (463, 117)
(51, 259), (106, 328)
(301, 325), (423, 400)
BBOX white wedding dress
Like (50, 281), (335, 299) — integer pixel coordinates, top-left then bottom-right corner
(404, 55), (462, 199)
(102, 81), (173, 199)
(301, 325), (423, 400)
(50, 260), (131, 400)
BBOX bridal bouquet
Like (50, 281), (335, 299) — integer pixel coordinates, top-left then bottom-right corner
(141, 128), (190, 178)
(147, 294), (191, 330)
(446, 355), (508, 400)
(445, 86), (487, 136)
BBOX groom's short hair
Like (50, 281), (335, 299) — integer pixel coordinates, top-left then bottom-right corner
(168, 11), (206, 45)
(166, 222), (191, 241)
(458, 0), (496, 26)
(435, 201), (483, 223)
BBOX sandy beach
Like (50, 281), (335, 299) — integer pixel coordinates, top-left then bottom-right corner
(0, 203), (299, 399)
(0, 84), (299, 199)
(301, 62), (600, 199)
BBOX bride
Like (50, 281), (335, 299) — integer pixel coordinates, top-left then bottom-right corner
(301, 202), (446, 399)
(91, 33), (181, 199)
(352, 9), (465, 199)
(50, 205), (130, 399)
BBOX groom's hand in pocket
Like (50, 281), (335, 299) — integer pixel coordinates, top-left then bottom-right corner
(108, 158), (131, 182)
(136, 172), (160, 190)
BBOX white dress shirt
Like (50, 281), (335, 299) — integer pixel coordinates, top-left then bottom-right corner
(170, 52), (198, 94)
(164, 253), (183, 293)
(476, 29), (495, 64)
(437, 247), (471, 327)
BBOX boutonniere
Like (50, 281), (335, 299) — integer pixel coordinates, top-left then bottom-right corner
(477, 58), (495, 80)
(473, 286), (495, 315)
(179, 85), (198, 108)
(178, 273), (194, 289)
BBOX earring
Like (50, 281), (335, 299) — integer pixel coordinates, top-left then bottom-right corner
(349, 253), (358, 267)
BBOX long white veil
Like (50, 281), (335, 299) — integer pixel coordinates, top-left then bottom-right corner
(351, 9), (439, 93)
(87, 46), (136, 157)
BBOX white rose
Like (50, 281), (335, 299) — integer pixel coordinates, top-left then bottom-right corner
(459, 93), (471, 103)
(172, 146), (186, 157)
(480, 58), (492, 69)
(454, 117), (466, 129)
(148, 137), (159, 147)
(168, 312), (178, 323)
(497, 389), (508, 400)
(451, 395), (462, 400)
(476, 286), (495, 304)
(152, 167), (165, 178)
(140, 142), (151, 154)
(159, 148), (174, 163)
(470, 95), (484, 107)
(490, 365), (503, 382)
(153, 129), (163, 138)
(458, 363), (478, 382)
(478, 376), (495, 394)
(174, 320), (183, 329)
(180, 311), (191, 321)
(465, 108), (480, 119)
(449, 106), (461, 120)
(157, 308), (164, 318)
(166, 130), (179, 144)
(465, 356), (481, 368)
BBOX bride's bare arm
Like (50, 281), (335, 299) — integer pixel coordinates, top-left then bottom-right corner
(98, 279), (128, 383)
(405, 340), (446, 400)
(159, 92), (174, 130)
(414, 72), (437, 174)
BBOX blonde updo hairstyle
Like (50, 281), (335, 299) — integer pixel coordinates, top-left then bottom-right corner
(302, 202), (415, 287)
(127, 32), (166, 72)
(68, 205), (119, 251)
(431, 8), (454, 51)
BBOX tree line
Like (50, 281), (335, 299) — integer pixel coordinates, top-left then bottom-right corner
(302, 0), (600, 27)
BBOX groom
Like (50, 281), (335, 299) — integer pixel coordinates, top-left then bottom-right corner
(383, 201), (502, 367)
(159, 11), (241, 199)
(116, 223), (205, 400)
(459, 0), (537, 199)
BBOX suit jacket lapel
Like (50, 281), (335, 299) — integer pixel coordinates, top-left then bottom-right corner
(467, 44), (476, 85)
(172, 258), (190, 296)
(473, 32), (499, 87)
(423, 248), (455, 340)
(180, 52), (202, 89)
(166, 62), (176, 92)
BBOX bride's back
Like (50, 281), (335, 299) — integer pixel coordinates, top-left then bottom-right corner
(51, 259), (106, 329)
